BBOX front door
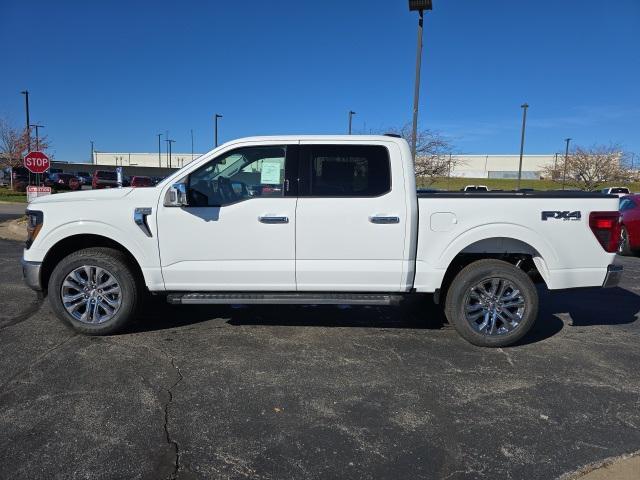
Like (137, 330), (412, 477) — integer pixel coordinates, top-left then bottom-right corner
(295, 142), (408, 291)
(157, 143), (298, 291)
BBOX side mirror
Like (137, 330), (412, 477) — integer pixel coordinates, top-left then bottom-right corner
(165, 183), (188, 207)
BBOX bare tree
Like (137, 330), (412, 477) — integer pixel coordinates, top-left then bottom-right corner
(0, 118), (28, 170)
(386, 123), (460, 186)
(542, 144), (629, 191)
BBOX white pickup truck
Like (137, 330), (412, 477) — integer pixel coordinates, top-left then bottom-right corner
(22, 135), (623, 347)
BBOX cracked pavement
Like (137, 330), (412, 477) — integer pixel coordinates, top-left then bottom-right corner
(0, 238), (639, 479)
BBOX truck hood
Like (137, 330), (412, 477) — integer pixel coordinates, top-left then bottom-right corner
(29, 187), (134, 205)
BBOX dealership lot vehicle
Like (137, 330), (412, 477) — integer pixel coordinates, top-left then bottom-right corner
(130, 175), (153, 188)
(22, 135), (622, 347)
(602, 186), (631, 197)
(91, 170), (118, 189)
(619, 194), (640, 256)
(462, 184), (489, 192)
(43, 172), (81, 191)
(75, 171), (92, 185)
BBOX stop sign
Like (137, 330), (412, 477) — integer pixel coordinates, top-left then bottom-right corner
(24, 151), (50, 174)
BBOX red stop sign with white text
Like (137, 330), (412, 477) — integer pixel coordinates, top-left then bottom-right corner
(24, 151), (50, 174)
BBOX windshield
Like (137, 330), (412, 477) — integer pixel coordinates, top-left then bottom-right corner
(97, 171), (117, 180)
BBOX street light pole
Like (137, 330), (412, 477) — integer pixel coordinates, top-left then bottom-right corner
(410, 9), (424, 161)
(214, 114), (223, 147)
(157, 134), (162, 167)
(516, 103), (529, 191)
(191, 129), (194, 163)
(166, 139), (175, 168)
(30, 124), (44, 151)
(348, 110), (356, 134)
(21, 90), (31, 151)
(562, 138), (571, 191)
(90, 140), (95, 164)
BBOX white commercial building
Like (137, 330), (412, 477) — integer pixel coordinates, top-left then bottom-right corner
(93, 152), (203, 169)
(447, 154), (559, 179)
(92, 151), (561, 180)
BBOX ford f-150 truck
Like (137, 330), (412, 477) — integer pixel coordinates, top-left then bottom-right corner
(21, 135), (623, 347)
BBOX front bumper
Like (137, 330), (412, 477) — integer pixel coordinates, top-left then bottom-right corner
(21, 259), (43, 291)
(602, 264), (623, 288)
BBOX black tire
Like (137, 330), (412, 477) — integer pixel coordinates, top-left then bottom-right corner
(48, 247), (141, 335)
(444, 259), (538, 348)
(618, 226), (633, 256)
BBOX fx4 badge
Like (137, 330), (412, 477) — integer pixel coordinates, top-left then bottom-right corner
(541, 211), (581, 221)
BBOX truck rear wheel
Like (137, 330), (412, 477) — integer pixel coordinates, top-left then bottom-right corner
(444, 259), (538, 347)
(48, 247), (141, 335)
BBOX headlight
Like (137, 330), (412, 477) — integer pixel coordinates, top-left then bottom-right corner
(26, 210), (43, 249)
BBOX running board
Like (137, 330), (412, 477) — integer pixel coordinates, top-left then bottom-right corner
(166, 292), (403, 306)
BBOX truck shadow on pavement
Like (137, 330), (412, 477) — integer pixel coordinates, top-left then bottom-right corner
(130, 285), (639, 345)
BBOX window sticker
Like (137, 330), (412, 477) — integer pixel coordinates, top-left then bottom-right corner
(260, 160), (282, 185)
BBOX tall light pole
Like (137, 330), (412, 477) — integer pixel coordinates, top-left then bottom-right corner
(157, 133), (162, 167)
(214, 113), (223, 147)
(166, 139), (175, 168)
(90, 140), (95, 164)
(191, 129), (194, 163)
(409, 0), (432, 161)
(30, 124), (44, 150)
(562, 138), (571, 191)
(21, 90), (31, 151)
(348, 110), (356, 134)
(516, 103), (529, 191)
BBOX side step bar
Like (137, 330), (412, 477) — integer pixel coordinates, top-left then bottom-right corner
(166, 292), (404, 306)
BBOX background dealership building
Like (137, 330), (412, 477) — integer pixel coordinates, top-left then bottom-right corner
(49, 151), (560, 180)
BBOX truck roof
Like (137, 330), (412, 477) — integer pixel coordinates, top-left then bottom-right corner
(219, 134), (407, 144)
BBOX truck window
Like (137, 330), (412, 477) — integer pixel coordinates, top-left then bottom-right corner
(302, 145), (391, 197)
(188, 146), (287, 206)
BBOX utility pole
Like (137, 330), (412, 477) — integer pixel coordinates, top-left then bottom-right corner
(157, 133), (162, 167)
(30, 124), (44, 150)
(90, 140), (95, 164)
(408, 0), (432, 161)
(562, 138), (571, 191)
(214, 114), (223, 147)
(348, 110), (356, 134)
(166, 139), (175, 168)
(21, 90), (31, 151)
(516, 103), (529, 190)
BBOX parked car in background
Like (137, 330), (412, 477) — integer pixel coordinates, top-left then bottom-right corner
(602, 187), (631, 197)
(10, 166), (30, 191)
(130, 176), (153, 188)
(76, 171), (92, 185)
(462, 185), (489, 192)
(44, 173), (81, 191)
(92, 170), (118, 189)
(619, 194), (640, 255)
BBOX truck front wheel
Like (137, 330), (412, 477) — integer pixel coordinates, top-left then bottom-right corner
(444, 259), (538, 348)
(48, 247), (141, 335)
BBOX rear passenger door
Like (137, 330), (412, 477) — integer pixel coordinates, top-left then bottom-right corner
(295, 142), (408, 292)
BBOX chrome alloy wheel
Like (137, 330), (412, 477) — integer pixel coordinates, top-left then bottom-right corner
(463, 277), (526, 336)
(61, 266), (122, 324)
(619, 227), (628, 254)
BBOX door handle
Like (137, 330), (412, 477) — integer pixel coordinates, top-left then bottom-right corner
(259, 215), (289, 224)
(369, 215), (400, 224)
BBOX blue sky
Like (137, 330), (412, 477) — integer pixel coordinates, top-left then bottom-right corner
(1, 0), (638, 161)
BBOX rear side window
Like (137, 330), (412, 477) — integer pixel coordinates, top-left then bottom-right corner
(302, 145), (391, 197)
(97, 171), (117, 180)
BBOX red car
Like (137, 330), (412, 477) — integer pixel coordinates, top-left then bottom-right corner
(130, 176), (153, 188)
(619, 194), (640, 255)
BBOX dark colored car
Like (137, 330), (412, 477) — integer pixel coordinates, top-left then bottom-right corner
(76, 171), (92, 185)
(10, 166), (30, 192)
(92, 170), (118, 189)
(619, 194), (640, 255)
(130, 176), (153, 188)
(45, 173), (81, 191)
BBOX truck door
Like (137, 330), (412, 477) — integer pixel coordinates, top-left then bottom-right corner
(295, 142), (407, 291)
(157, 144), (298, 291)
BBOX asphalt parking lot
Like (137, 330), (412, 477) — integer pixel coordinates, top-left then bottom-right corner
(1, 238), (639, 480)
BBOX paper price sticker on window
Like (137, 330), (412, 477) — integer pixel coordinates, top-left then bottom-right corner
(260, 161), (282, 185)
